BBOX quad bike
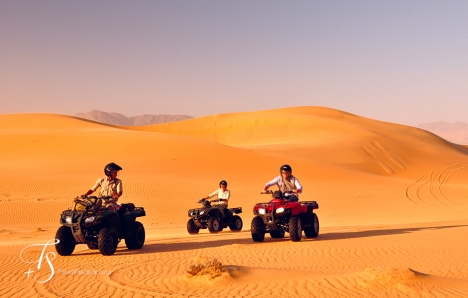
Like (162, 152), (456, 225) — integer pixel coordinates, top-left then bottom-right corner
(55, 196), (146, 256)
(187, 198), (243, 234)
(251, 190), (319, 242)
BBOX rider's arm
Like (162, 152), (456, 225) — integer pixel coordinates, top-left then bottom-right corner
(113, 180), (123, 200)
(265, 176), (281, 188)
(294, 178), (302, 194)
(206, 189), (219, 199)
(83, 178), (103, 197)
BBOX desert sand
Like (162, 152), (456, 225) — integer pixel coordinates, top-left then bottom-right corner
(1, 106), (468, 297)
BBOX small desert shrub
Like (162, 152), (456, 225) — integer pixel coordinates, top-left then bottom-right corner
(187, 259), (226, 280)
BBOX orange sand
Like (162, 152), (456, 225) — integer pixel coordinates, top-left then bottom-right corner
(1, 106), (468, 297)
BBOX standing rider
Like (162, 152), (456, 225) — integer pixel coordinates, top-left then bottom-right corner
(205, 180), (230, 209)
(261, 164), (302, 202)
(82, 162), (123, 210)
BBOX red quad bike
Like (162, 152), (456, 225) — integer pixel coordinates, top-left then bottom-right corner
(251, 190), (319, 242)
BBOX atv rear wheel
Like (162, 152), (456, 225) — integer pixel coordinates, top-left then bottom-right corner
(87, 242), (98, 250)
(304, 213), (319, 238)
(187, 218), (200, 234)
(269, 230), (285, 238)
(229, 215), (243, 232)
(125, 221), (145, 249)
(289, 216), (302, 242)
(98, 227), (118, 255)
(207, 217), (221, 233)
(251, 216), (265, 242)
(55, 226), (76, 256)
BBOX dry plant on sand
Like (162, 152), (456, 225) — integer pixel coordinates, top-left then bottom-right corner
(187, 259), (226, 280)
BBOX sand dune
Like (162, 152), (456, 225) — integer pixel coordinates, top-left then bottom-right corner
(1, 106), (468, 297)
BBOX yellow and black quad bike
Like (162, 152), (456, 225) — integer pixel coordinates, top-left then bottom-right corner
(187, 198), (243, 234)
(55, 196), (146, 256)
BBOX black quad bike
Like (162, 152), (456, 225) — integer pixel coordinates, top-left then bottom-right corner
(251, 190), (319, 242)
(55, 196), (146, 256)
(187, 198), (243, 234)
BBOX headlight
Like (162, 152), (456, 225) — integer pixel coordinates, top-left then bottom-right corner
(258, 208), (265, 215)
(276, 207), (285, 213)
(199, 210), (205, 215)
(84, 216), (95, 223)
(65, 216), (72, 224)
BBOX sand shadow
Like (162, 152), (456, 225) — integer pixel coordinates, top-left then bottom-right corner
(73, 231), (256, 256)
(71, 224), (468, 256)
(318, 224), (468, 242)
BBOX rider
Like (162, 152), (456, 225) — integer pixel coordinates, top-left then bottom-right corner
(82, 162), (123, 210)
(205, 180), (230, 209)
(261, 164), (302, 202)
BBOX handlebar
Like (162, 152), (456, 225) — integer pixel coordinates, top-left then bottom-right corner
(197, 198), (225, 203)
(80, 195), (113, 201)
(261, 190), (294, 194)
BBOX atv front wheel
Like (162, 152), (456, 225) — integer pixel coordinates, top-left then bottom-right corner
(125, 221), (145, 249)
(229, 215), (243, 232)
(187, 218), (200, 234)
(207, 217), (221, 233)
(304, 213), (319, 238)
(289, 216), (302, 242)
(55, 226), (76, 256)
(269, 230), (285, 238)
(98, 227), (118, 255)
(251, 216), (265, 242)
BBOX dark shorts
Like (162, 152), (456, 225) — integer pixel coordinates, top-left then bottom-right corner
(285, 195), (298, 202)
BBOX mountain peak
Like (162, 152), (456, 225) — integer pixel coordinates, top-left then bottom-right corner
(75, 110), (192, 126)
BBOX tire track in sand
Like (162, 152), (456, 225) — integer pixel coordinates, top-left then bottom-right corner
(362, 141), (406, 175)
(405, 162), (468, 207)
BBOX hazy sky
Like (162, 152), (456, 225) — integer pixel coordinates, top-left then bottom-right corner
(1, 1), (467, 125)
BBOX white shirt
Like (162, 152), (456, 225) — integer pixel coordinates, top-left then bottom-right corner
(207, 188), (230, 200)
(265, 175), (302, 195)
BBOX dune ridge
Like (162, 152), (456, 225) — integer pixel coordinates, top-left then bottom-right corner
(1, 106), (468, 297)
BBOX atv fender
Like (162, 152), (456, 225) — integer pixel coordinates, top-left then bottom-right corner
(126, 209), (146, 217)
(229, 207), (242, 214)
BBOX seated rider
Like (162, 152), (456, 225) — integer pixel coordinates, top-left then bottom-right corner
(82, 162), (123, 210)
(205, 180), (230, 209)
(261, 164), (302, 202)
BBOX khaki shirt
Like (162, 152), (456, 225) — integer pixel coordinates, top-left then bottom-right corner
(91, 177), (123, 198)
(208, 188), (230, 200)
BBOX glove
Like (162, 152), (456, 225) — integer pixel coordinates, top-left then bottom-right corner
(81, 194), (87, 199)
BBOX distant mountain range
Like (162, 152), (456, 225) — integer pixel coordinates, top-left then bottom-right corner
(75, 110), (193, 126)
(418, 122), (468, 144)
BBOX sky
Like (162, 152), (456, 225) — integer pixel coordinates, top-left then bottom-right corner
(1, 1), (467, 126)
